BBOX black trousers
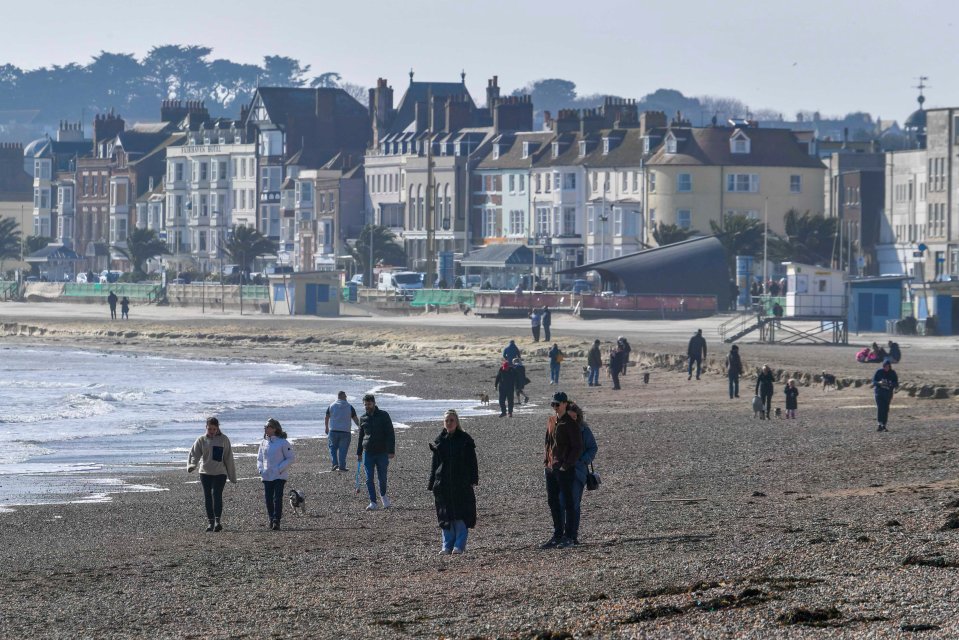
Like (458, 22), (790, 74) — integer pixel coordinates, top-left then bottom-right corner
(875, 391), (892, 425)
(200, 473), (227, 521)
(532, 326), (541, 342)
(263, 479), (287, 522)
(759, 389), (773, 416)
(611, 368), (621, 389)
(498, 389), (514, 415)
(545, 467), (577, 540)
(543, 325), (551, 341)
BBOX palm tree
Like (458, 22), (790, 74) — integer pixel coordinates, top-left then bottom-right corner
(350, 224), (407, 284)
(0, 217), (22, 266)
(709, 214), (764, 270)
(769, 210), (841, 267)
(651, 222), (698, 247)
(113, 228), (169, 277)
(223, 225), (277, 275)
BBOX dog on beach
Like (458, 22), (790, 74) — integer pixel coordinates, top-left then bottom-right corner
(752, 395), (764, 418)
(774, 407), (782, 419)
(582, 366), (590, 382)
(642, 372), (650, 384)
(477, 392), (490, 406)
(821, 371), (837, 391)
(288, 489), (306, 516)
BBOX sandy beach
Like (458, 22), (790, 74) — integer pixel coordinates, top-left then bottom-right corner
(1, 301), (957, 639)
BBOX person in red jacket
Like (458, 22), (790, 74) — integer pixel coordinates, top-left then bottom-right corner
(540, 391), (584, 549)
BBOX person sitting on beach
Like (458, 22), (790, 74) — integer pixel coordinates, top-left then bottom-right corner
(357, 394), (396, 511)
(187, 417), (237, 532)
(257, 418), (295, 531)
(870, 342), (887, 363)
(428, 409), (479, 555)
(887, 340), (901, 363)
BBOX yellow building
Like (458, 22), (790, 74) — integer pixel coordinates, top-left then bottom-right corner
(646, 124), (825, 243)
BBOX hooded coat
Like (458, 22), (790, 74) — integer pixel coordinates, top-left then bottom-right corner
(428, 428), (479, 529)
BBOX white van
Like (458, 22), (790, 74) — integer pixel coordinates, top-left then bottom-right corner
(377, 271), (423, 293)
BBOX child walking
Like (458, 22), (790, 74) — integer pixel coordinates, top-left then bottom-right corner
(784, 379), (799, 419)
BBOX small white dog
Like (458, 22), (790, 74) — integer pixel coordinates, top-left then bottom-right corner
(752, 395), (764, 419)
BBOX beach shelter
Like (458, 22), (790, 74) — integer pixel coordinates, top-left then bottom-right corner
(557, 235), (731, 308)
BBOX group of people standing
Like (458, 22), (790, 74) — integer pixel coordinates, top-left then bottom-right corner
(106, 291), (130, 320)
(528, 306), (552, 342)
(586, 337), (631, 390)
(186, 387), (597, 556)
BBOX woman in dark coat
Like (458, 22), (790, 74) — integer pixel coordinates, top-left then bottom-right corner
(428, 409), (479, 554)
(755, 364), (775, 420)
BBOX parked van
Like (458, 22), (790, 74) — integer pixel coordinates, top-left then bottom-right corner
(377, 271), (423, 293)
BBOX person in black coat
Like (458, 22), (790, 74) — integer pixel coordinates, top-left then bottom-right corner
(755, 364), (775, 420)
(687, 329), (707, 380)
(107, 291), (118, 320)
(494, 359), (516, 417)
(542, 306), (552, 342)
(428, 409), (479, 554)
(608, 347), (624, 390)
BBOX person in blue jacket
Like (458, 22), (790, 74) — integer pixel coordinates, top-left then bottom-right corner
(503, 339), (521, 363)
(257, 418), (296, 530)
(872, 358), (899, 432)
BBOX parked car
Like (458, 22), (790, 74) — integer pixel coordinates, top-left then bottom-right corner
(349, 274), (366, 286)
(571, 279), (591, 295)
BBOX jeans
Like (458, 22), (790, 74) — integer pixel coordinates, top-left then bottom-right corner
(498, 389), (514, 416)
(543, 325), (551, 341)
(550, 362), (561, 384)
(441, 519), (469, 552)
(363, 453), (389, 503)
(728, 374), (739, 398)
(875, 391), (892, 425)
(545, 467), (577, 540)
(199, 473), (226, 522)
(327, 430), (351, 469)
(532, 326), (541, 342)
(588, 366), (600, 386)
(559, 479), (585, 542)
(263, 478), (286, 522)
(688, 356), (702, 379)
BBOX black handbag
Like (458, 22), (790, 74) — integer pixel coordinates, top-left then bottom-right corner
(585, 463), (600, 491)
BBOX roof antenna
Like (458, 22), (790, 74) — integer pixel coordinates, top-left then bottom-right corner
(409, 68), (414, 84)
(461, 69), (466, 84)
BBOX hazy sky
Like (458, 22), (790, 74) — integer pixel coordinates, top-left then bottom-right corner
(6, 0), (956, 120)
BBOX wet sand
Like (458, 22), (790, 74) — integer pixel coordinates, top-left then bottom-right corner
(1, 303), (958, 638)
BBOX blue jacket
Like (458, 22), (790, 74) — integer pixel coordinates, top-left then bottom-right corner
(257, 436), (295, 481)
(574, 425), (598, 486)
(872, 367), (899, 395)
(503, 341), (520, 362)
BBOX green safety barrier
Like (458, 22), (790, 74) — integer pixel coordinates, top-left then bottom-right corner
(1, 281), (18, 299)
(410, 289), (476, 307)
(758, 296), (786, 315)
(64, 283), (162, 301)
(240, 285), (269, 299)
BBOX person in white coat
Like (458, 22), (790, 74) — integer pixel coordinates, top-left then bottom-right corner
(257, 418), (295, 530)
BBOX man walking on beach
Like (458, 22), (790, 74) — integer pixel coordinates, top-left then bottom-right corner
(357, 394), (395, 510)
(587, 339), (602, 387)
(541, 391), (583, 548)
(494, 359), (517, 417)
(503, 339), (521, 363)
(687, 329), (707, 380)
(325, 391), (360, 471)
(107, 291), (118, 320)
(872, 358), (899, 432)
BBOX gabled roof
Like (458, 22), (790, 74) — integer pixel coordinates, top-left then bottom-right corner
(460, 243), (551, 268)
(26, 244), (83, 262)
(648, 126), (825, 169)
(389, 81), (477, 136)
(251, 87), (368, 127)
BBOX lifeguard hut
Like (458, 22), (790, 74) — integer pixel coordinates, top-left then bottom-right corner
(720, 262), (848, 344)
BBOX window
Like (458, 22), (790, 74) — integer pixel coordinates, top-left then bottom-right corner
(545, 174), (551, 193)
(649, 208), (656, 225)
(677, 209), (691, 229)
(648, 173), (656, 192)
(175, 162), (184, 182)
(563, 173), (576, 190)
(519, 174), (526, 193)
(219, 161), (227, 180)
(298, 181), (313, 203)
(603, 138), (610, 155)
(726, 173), (759, 192)
(562, 206), (576, 235)
(665, 135), (677, 154)
(790, 175), (802, 193)
(200, 162), (208, 181)
(578, 141), (587, 157)
(200, 194), (209, 217)
(552, 142), (559, 158)
(483, 209), (498, 238)
(730, 133), (751, 154)
(522, 142), (530, 159)
(677, 173), (692, 192)
(60, 187), (72, 207)
(536, 206), (551, 235)
(492, 144), (500, 160)
(509, 210), (525, 235)
(614, 208), (622, 236)
(535, 174), (541, 193)
(632, 172), (639, 192)
(587, 205), (595, 234)
(509, 174), (515, 193)
(591, 173), (598, 193)
(621, 172), (627, 191)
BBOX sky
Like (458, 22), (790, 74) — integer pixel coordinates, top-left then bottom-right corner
(5, 0), (958, 121)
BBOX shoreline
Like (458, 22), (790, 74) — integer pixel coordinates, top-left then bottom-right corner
(2, 307), (959, 638)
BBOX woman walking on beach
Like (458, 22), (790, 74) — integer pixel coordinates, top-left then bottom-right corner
(872, 358), (899, 432)
(257, 418), (295, 530)
(563, 401), (596, 546)
(725, 344), (743, 399)
(428, 409), (479, 554)
(755, 364), (775, 420)
(541, 391), (584, 549)
(187, 417), (237, 532)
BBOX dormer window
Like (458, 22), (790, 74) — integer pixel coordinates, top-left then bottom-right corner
(522, 142), (530, 159)
(454, 143), (462, 156)
(730, 131), (751, 154)
(578, 140), (587, 158)
(492, 144), (500, 160)
(643, 137), (651, 153)
(602, 138), (610, 155)
(552, 142), (559, 158)
(665, 133), (678, 154)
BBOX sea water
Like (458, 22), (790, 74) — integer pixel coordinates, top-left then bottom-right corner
(0, 345), (489, 511)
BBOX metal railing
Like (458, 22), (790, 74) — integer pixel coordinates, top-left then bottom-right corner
(0, 281), (19, 300)
(64, 283), (163, 302)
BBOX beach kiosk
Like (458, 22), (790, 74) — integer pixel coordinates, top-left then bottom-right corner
(268, 271), (342, 317)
